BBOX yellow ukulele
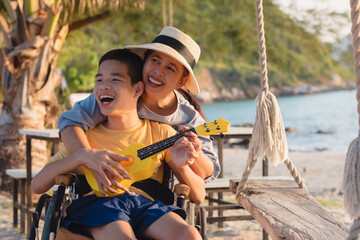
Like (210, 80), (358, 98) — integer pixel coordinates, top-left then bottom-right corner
(85, 118), (230, 197)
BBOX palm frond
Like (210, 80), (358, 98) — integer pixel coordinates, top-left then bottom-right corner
(23, 0), (39, 19)
(0, 14), (12, 48)
(14, 4), (30, 44)
(40, 5), (62, 38)
(2, 0), (17, 23)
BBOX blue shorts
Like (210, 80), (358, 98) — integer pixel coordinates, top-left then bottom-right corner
(64, 193), (186, 238)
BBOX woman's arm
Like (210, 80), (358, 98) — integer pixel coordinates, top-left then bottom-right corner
(169, 137), (206, 205)
(60, 125), (91, 152)
(174, 89), (221, 182)
(184, 131), (214, 180)
(57, 93), (106, 133)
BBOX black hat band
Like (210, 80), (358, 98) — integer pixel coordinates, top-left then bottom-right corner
(152, 35), (196, 69)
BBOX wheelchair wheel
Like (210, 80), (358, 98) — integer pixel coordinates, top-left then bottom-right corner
(196, 206), (207, 240)
(41, 185), (66, 240)
(28, 194), (51, 240)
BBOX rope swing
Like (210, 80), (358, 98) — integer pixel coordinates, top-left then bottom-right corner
(236, 0), (306, 200)
(343, 0), (360, 239)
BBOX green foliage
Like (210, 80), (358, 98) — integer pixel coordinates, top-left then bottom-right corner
(57, 31), (99, 93)
(57, 0), (353, 93)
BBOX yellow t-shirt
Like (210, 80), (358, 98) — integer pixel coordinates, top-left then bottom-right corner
(49, 119), (177, 183)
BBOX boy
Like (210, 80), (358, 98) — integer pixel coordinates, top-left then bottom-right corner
(32, 49), (204, 240)
(58, 27), (219, 190)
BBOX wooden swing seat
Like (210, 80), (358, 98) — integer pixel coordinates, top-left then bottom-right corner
(229, 178), (349, 240)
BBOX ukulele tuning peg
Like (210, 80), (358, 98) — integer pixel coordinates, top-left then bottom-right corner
(206, 128), (210, 132)
(216, 126), (220, 130)
(203, 123), (207, 127)
(214, 120), (218, 124)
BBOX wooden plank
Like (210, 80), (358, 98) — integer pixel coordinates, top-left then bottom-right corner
(230, 179), (349, 240)
(207, 176), (293, 191)
(6, 168), (41, 179)
(213, 126), (253, 136)
(19, 129), (59, 138)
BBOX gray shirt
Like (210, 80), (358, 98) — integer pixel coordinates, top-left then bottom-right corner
(57, 90), (220, 182)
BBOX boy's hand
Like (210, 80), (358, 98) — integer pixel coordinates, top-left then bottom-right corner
(92, 171), (130, 197)
(77, 149), (132, 196)
(170, 137), (199, 168)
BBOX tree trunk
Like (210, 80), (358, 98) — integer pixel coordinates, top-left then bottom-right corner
(0, 36), (62, 190)
(0, 0), (143, 191)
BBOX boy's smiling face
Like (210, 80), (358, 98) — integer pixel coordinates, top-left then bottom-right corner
(94, 60), (140, 116)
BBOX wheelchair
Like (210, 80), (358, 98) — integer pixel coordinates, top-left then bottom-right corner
(28, 163), (207, 240)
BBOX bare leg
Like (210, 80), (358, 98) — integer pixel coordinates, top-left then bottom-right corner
(89, 220), (136, 240)
(142, 212), (201, 240)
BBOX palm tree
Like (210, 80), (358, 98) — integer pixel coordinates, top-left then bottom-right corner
(0, 0), (144, 189)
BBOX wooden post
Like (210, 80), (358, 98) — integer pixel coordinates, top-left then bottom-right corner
(217, 134), (225, 227)
(26, 136), (32, 234)
(20, 179), (26, 233)
(13, 179), (18, 228)
(262, 157), (268, 176)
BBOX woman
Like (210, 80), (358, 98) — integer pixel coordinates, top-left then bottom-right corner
(58, 26), (220, 193)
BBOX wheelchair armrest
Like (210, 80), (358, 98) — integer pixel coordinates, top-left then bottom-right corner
(55, 174), (75, 186)
(174, 183), (190, 198)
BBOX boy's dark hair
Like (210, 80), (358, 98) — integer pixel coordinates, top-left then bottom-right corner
(99, 49), (143, 85)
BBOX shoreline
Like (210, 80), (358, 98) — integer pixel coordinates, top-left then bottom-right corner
(0, 146), (353, 239)
(197, 84), (355, 103)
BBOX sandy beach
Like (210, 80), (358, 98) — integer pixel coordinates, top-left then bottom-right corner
(0, 146), (353, 239)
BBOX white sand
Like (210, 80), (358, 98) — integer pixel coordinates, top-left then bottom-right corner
(0, 146), (353, 239)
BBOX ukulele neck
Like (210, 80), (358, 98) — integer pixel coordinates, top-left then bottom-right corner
(137, 128), (196, 160)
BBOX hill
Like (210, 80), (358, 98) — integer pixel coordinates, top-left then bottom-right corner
(57, 0), (354, 102)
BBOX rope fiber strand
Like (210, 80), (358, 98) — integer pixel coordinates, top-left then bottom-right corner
(236, 0), (307, 198)
(344, 1), (360, 239)
(348, 218), (360, 240)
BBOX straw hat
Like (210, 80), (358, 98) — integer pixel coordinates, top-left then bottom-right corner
(125, 26), (201, 95)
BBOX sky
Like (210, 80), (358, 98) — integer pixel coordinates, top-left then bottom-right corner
(274, 0), (351, 42)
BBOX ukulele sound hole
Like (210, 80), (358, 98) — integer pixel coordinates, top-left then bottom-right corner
(121, 155), (136, 167)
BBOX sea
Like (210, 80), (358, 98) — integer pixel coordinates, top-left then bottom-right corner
(200, 89), (358, 153)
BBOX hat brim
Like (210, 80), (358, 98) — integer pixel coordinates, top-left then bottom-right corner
(125, 43), (200, 95)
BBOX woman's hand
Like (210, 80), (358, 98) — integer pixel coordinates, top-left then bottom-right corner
(176, 126), (214, 180)
(77, 148), (132, 196)
(184, 130), (202, 154)
(176, 126), (202, 165)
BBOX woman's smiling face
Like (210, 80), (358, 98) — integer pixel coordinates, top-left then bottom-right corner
(142, 51), (188, 98)
(94, 60), (139, 116)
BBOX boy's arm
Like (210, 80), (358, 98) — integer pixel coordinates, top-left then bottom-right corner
(31, 148), (132, 196)
(168, 137), (206, 205)
(31, 149), (85, 194)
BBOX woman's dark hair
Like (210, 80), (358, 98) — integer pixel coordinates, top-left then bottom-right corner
(143, 50), (206, 120)
(177, 88), (206, 121)
(99, 49), (143, 85)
